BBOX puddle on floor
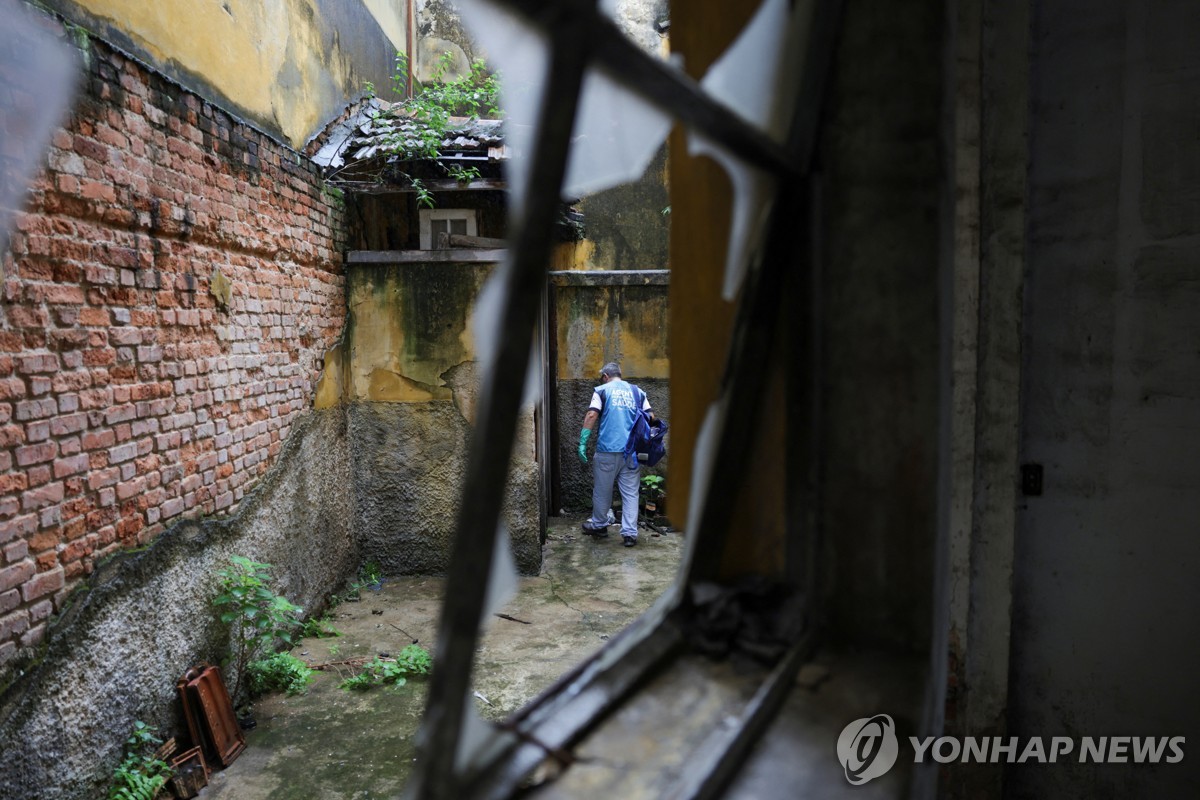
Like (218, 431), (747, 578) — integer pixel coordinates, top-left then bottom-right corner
(199, 517), (682, 799)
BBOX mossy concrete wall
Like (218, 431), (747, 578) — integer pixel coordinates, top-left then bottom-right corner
(551, 271), (669, 513)
(318, 262), (542, 574)
(0, 409), (356, 800)
(566, 145), (670, 271)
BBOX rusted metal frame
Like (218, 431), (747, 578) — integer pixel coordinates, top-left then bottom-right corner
(662, 630), (818, 800)
(405, 0), (415, 99)
(480, 0), (800, 177)
(684, 0), (843, 585)
(409, 9), (594, 800)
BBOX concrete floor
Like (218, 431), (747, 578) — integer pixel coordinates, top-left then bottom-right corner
(198, 517), (682, 800)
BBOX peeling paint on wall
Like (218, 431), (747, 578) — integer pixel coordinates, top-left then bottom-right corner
(316, 261), (542, 574)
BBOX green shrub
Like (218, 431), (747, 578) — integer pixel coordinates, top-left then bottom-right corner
(247, 651), (315, 697)
(213, 555), (303, 701)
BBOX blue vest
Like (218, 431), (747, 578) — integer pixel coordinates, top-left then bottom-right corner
(594, 380), (640, 453)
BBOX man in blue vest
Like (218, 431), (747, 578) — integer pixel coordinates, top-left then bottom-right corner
(578, 361), (655, 547)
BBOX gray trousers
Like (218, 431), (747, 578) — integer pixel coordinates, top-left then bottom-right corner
(589, 451), (640, 538)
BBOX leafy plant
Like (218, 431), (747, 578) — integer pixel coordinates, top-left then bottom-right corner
(299, 615), (341, 639)
(394, 642), (433, 674)
(107, 721), (171, 800)
(326, 559), (386, 609)
(641, 474), (665, 501)
(213, 555), (303, 701)
(348, 52), (503, 205)
(410, 176), (434, 209)
(339, 644), (432, 692)
(247, 651), (314, 697)
(641, 474), (665, 518)
(359, 559), (384, 588)
(444, 163), (481, 184)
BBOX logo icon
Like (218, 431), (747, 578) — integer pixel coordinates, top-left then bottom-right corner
(837, 714), (899, 785)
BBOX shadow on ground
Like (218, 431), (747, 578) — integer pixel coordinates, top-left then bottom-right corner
(199, 516), (683, 799)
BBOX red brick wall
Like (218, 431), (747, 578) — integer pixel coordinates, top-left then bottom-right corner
(0, 29), (345, 669)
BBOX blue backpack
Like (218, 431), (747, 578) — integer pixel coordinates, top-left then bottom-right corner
(624, 386), (668, 468)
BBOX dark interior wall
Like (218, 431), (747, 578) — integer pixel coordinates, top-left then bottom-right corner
(349, 191), (507, 250)
(1009, 1), (1200, 795)
(818, 0), (944, 650)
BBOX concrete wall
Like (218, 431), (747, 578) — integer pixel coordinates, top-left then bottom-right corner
(38, 0), (404, 147)
(817, 0), (943, 650)
(1007, 1), (1200, 796)
(318, 262), (542, 574)
(0, 17), (345, 678)
(0, 408), (356, 800)
(551, 271), (669, 513)
(556, 145), (671, 271)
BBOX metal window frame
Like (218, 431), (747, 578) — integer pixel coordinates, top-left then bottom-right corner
(407, 1), (843, 797)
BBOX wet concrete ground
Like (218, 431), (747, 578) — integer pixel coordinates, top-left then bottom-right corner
(199, 516), (682, 800)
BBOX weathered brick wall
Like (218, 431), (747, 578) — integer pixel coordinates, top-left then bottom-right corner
(0, 23), (345, 672)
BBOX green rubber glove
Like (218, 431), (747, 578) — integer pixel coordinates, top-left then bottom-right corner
(578, 428), (591, 464)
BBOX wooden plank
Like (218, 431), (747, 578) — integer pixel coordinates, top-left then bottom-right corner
(346, 249), (507, 264)
(447, 234), (507, 249)
(336, 179), (506, 194)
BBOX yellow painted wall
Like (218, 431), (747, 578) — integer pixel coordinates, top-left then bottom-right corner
(554, 285), (670, 381)
(42, 0), (406, 148)
(316, 262), (492, 408)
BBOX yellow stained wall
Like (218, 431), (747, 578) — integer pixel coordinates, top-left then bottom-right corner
(44, 0), (407, 148)
(554, 284), (670, 381)
(316, 263), (492, 409)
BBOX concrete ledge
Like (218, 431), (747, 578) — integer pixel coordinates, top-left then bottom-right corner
(549, 269), (670, 286)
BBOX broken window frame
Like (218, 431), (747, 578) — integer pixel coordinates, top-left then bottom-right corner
(407, 1), (843, 798)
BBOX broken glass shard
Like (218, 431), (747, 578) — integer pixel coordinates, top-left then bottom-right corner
(688, 0), (812, 299)
(563, 67), (672, 199)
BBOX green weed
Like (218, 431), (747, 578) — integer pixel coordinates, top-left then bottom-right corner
(107, 721), (171, 800)
(339, 644), (431, 692)
(247, 651), (314, 697)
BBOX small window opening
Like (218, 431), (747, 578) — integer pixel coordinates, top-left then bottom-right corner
(420, 208), (478, 249)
